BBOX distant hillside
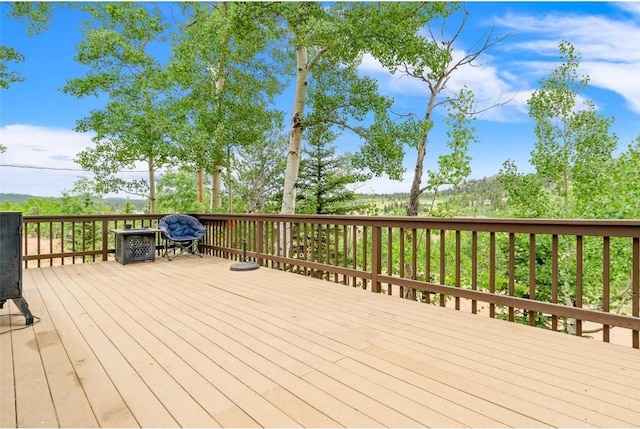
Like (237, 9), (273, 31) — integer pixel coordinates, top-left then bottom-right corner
(0, 193), (40, 204)
(0, 193), (147, 211)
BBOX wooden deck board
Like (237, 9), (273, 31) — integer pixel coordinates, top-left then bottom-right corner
(0, 300), (17, 428)
(29, 267), (139, 427)
(1, 256), (639, 428)
(23, 269), (99, 428)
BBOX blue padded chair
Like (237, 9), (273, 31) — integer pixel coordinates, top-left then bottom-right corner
(158, 214), (206, 261)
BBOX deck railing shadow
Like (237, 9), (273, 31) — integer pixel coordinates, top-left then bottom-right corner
(21, 213), (640, 349)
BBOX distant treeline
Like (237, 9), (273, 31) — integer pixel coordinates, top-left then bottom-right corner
(0, 193), (147, 212)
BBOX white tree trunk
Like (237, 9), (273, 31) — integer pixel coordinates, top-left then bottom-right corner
(280, 47), (308, 215)
(209, 60), (226, 211)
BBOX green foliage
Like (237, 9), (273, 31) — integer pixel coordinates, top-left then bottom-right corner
(156, 170), (207, 214)
(63, 3), (180, 212)
(0, 45), (25, 89)
(7, 2), (53, 35)
(59, 177), (104, 215)
(234, 131), (287, 214)
(497, 41), (636, 322)
(500, 41), (619, 219)
(169, 2), (285, 178)
(304, 56), (406, 181)
(296, 125), (366, 215)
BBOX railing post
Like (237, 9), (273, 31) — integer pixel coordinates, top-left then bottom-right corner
(102, 219), (109, 261)
(256, 220), (264, 266)
(633, 237), (639, 349)
(371, 226), (381, 293)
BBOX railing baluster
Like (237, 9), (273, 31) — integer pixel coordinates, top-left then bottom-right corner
(471, 231), (477, 314)
(82, 221), (86, 264)
(342, 225), (348, 285)
(304, 222), (313, 276)
(529, 233), (536, 326)
(371, 226), (381, 293)
(399, 227), (405, 298)
(489, 231), (495, 318)
(334, 225), (339, 283)
(387, 227), (393, 295)
(440, 229), (446, 307)
(576, 235), (583, 337)
(37, 222), (42, 268)
(633, 237), (639, 349)
(362, 226), (368, 290)
(603, 236), (610, 342)
(425, 229), (431, 304)
(455, 230), (461, 311)
(508, 232), (515, 322)
(411, 228), (417, 301)
(49, 221), (54, 266)
(326, 223), (331, 281)
(552, 234), (559, 331)
(351, 225), (357, 287)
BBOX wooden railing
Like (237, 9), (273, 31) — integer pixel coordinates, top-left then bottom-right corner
(22, 214), (165, 267)
(20, 213), (640, 349)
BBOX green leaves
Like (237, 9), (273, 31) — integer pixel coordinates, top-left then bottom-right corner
(504, 41), (620, 219)
(63, 3), (178, 212)
(0, 46), (25, 89)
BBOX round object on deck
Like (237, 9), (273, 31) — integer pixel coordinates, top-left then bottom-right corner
(230, 261), (260, 271)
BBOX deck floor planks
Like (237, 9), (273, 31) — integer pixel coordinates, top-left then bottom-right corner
(3, 257), (639, 428)
(0, 300), (17, 428)
(7, 270), (59, 428)
(280, 276), (640, 424)
(137, 262), (484, 427)
(370, 337), (634, 427)
(150, 264), (352, 363)
(102, 259), (434, 427)
(54, 263), (293, 428)
(90, 258), (386, 427)
(23, 268), (99, 428)
(334, 356), (505, 428)
(149, 266), (510, 427)
(230, 264), (640, 386)
(29, 266), (139, 428)
(130, 256), (640, 423)
(189, 260), (640, 425)
(63, 262), (303, 428)
(145, 258), (556, 424)
(42, 266), (179, 427)
(373, 327), (640, 424)
(54, 264), (226, 428)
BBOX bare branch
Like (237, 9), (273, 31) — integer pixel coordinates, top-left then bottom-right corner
(307, 47), (328, 71)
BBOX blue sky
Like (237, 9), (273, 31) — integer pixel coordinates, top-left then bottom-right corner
(1, 2), (640, 198)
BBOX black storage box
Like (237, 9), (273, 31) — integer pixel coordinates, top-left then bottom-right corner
(0, 212), (34, 324)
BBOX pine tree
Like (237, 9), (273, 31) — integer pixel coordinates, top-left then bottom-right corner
(296, 125), (365, 215)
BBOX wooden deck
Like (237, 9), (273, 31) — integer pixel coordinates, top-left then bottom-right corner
(1, 256), (639, 428)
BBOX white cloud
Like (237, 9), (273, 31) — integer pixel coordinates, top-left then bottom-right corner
(0, 125), (95, 196)
(358, 49), (529, 123)
(360, 7), (640, 123)
(0, 124), (148, 197)
(358, 172), (414, 195)
(494, 10), (640, 113)
(617, 2), (640, 16)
